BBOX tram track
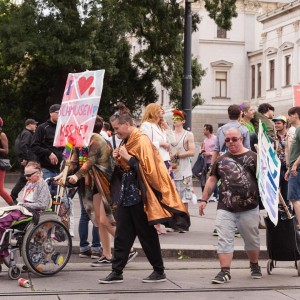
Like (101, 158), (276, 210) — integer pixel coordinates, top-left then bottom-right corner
(1, 285), (300, 297)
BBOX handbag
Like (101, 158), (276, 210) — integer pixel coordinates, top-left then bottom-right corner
(0, 158), (12, 171)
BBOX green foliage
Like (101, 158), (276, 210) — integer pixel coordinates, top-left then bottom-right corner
(0, 0), (207, 163)
(204, 0), (238, 30)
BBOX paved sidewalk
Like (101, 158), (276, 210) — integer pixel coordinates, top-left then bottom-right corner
(0, 259), (300, 299)
(3, 174), (268, 259)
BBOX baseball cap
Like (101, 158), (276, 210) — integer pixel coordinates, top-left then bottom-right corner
(272, 116), (287, 123)
(172, 109), (185, 120)
(49, 104), (61, 113)
(25, 119), (38, 126)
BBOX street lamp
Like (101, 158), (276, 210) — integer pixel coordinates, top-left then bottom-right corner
(182, 0), (194, 131)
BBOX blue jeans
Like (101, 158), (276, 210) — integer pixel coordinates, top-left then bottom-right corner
(78, 193), (101, 252)
(42, 168), (59, 197)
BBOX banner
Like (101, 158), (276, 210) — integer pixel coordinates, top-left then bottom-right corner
(257, 121), (280, 225)
(53, 70), (105, 147)
(293, 85), (300, 107)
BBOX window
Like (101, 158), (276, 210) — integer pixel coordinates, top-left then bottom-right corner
(269, 60), (275, 89)
(257, 63), (261, 98)
(215, 71), (227, 98)
(285, 55), (291, 86)
(251, 65), (255, 99)
(217, 27), (227, 39)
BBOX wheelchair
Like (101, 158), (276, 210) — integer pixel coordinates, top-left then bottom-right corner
(0, 178), (73, 280)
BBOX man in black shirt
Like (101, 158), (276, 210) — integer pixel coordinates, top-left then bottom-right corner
(31, 104), (64, 184)
(199, 127), (262, 284)
(11, 119), (37, 203)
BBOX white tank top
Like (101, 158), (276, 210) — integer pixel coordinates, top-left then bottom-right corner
(171, 130), (192, 180)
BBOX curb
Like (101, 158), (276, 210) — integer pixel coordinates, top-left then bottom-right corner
(70, 243), (269, 260)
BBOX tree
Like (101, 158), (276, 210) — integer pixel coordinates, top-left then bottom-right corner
(204, 0), (238, 30)
(0, 0), (208, 160)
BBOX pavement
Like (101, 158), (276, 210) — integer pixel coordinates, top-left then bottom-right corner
(2, 172), (269, 260)
(1, 173), (300, 299)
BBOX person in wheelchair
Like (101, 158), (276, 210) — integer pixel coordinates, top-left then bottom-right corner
(0, 161), (51, 262)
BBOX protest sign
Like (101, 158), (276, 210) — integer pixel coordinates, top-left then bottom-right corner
(257, 121), (280, 225)
(53, 70), (105, 147)
(293, 85), (300, 107)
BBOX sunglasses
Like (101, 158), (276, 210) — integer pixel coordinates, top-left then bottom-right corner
(172, 116), (184, 121)
(24, 171), (39, 178)
(224, 137), (240, 143)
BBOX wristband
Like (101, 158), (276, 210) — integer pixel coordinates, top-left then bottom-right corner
(200, 200), (208, 203)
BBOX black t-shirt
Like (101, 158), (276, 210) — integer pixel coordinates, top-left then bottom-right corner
(210, 150), (260, 212)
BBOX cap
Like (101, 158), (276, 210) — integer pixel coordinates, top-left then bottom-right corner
(272, 116), (287, 123)
(49, 104), (61, 113)
(25, 119), (38, 126)
(172, 109), (185, 120)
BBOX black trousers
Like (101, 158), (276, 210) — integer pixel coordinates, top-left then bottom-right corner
(112, 202), (164, 275)
(10, 165), (26, 201)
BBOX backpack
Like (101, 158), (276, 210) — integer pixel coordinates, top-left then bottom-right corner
(192, 153), (207, 181)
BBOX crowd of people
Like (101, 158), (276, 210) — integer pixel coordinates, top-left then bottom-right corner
(0, 101), (300, 285)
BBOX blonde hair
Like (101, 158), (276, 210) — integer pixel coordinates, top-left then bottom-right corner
(141, 103), (162, 125)
(26, 161), (41, 170)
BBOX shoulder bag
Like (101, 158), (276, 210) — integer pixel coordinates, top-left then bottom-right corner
(0, 158), (12, 171)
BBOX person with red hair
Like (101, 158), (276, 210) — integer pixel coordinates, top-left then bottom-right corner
(0, 117), (14, 206)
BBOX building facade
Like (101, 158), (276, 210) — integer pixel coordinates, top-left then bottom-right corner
(156, 0), (293, 142)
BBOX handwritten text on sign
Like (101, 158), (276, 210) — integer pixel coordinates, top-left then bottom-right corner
(53, 70), (105, 147)
(257, 121), (280, 225)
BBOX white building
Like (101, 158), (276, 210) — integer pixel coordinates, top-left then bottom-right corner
(154, 0), (295, 142)
(249, 0), (300, 115)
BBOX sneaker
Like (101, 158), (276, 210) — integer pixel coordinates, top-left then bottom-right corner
(98, 271), (123, 284)
(208, 197), (218, 203)
(165, 227), (175, 232)
(127, 249), (138, 264)
(142, 271), (167, 283)
(91, 256), (112, 267)
(178, 229), (187, 233)
(212, 229), (218, 236)
(234, 231), (241, 238)
(211, 270), (231, 284)
(250, 264), (262, 279)
(91, 251), (102, 259)
(79, 249), (92, 258)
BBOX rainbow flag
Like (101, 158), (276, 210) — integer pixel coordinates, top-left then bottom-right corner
(63, 137), (75, 160)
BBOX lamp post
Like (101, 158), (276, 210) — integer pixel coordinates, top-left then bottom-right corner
(182, 0), (194, 131)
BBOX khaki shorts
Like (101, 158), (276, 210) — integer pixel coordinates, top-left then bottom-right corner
(174, 176), (193, 204)
(215, 207), (260, 253)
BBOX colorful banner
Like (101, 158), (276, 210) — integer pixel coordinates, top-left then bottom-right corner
(53, 70), (105, 147)
(293, 85), (300, 107)
(257, 121), (280, 225)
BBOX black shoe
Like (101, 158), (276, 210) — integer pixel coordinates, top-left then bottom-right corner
(142, 271), (166, 283)
(211, 270), (231, 284)
(250, 264), (262, 279)
(98, 271), (123, 284)
(91, 256), (112, 267)
(79, 249), (92, 258)
(127, 249), (138, 264)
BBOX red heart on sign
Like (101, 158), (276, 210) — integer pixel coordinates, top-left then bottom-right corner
(78, 76), (94, 95)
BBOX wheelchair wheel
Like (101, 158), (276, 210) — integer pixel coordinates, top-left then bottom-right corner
(8, 265), (22, 280)
(21, 216), (72, 276)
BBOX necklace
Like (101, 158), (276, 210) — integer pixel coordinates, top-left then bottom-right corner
(78, 147), (88, 166)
